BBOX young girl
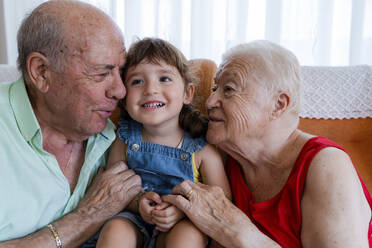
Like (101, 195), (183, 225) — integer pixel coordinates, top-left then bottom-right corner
(97, 38), (231, 248)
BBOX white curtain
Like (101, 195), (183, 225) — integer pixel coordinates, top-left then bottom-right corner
(2, 0), (372, 66)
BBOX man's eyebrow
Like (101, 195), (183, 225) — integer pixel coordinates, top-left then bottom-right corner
(92, 64), (116, 70)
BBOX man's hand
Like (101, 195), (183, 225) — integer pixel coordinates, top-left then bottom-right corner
(152, 202), (185, 232)
(76, 161), (142, 223)
(0, 161), (141, 248)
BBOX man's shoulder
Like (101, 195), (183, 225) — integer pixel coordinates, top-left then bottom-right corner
(0, 81), (12, 101)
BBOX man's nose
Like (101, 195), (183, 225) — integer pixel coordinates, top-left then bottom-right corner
(107, 69), (126, 99)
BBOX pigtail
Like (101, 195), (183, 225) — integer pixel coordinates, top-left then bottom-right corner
(179, 104), (208, 138)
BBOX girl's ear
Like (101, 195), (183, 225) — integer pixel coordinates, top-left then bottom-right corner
(183, 83), (195, 105)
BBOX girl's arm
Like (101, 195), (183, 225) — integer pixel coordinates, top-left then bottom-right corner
(106, 136), (127, 169)
(106, 136), (142, 213)
(197, 144), (232, 199)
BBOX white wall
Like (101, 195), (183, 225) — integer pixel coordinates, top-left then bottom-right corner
(0, 0), (8, 64)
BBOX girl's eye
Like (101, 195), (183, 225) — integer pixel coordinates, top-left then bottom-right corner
(160, 76), (171, 82)
(130, 79), (143, 86)
(212, 84), (218, 92)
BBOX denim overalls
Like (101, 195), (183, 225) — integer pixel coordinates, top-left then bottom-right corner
(80, 119), (208, 248)
(118, 118), (207, 195)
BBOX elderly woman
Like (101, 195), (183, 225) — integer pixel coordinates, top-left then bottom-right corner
(164, 40), (372, 247)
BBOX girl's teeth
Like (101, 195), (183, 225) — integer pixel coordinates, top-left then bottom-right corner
(143, 103), (164, 108)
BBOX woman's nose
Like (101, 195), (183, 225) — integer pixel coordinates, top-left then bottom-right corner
(206, 91), (219, 109)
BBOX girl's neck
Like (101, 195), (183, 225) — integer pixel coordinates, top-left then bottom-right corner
(142, 122), (184, 148)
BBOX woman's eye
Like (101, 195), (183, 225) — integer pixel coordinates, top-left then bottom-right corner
(224, 86), (234, 93)
(212, 84), (218, 92)
(160, 76), (171, 82)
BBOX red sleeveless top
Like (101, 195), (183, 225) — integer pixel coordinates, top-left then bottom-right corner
(226, 137), (372, 247)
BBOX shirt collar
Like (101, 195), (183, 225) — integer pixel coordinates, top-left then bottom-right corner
(9, 78), (40, 141)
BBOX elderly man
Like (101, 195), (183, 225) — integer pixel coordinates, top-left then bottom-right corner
(0, 1), (141, 247)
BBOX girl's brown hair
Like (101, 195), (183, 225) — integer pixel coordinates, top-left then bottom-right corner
(121, 38), (207, 138)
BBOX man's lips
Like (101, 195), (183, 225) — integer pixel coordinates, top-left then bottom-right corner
(95, 109), (115, 118)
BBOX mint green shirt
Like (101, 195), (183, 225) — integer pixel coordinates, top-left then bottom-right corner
(0, 78), (116, 241)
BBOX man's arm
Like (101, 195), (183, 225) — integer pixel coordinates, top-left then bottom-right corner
(0, 161), (141, 248)
(301, 147), (371, 248)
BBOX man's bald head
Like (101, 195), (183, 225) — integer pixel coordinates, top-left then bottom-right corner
(17, 0), (124, 83)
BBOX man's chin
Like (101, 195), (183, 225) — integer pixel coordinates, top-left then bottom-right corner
(87, 118), (108, 136)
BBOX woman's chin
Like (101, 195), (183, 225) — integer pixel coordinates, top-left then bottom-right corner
(206, 129), (223, 145)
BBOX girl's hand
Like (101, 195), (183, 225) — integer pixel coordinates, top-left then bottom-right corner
(138, 191), (162, 224)
(151, 202), (185, 232)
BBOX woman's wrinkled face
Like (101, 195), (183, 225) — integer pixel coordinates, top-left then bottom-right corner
(206, 55), (271, 147)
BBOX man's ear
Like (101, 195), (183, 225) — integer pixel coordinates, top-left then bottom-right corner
(26, 52), (51, 93)
(272, 92), (290, 119)
(183, 83), (195, 105)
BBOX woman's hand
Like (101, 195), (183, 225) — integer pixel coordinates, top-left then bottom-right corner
(162, 180), (280, 248)
(138, 191), (162, 224)
(152, 202), (185, 232)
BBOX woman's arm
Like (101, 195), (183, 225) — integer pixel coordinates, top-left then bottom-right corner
(301, 147), (371, 248)
(163, 181), (280, 248)
(197, 144), (232, 199)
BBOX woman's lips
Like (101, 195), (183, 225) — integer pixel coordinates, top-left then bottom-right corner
(208, 115), (224, 122)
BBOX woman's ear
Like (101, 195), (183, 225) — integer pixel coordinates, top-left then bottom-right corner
(184, 83), (195, 105)
(26, 52), (51, 93)
(272, 92), (290, 119)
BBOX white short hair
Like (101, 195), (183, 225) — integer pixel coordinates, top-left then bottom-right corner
(222, 40), (301, 114)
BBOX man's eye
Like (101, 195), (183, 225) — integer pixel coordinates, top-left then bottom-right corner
(160, 76), (171, 82)
(93, 72), (110, 81)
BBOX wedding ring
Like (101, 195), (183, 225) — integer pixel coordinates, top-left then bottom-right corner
(185, 189), (193, 199)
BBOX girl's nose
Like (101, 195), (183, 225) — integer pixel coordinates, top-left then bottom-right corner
(144, 79), (159, 95)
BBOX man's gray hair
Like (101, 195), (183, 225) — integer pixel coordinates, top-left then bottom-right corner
(17, 3), (68, 83)
(222, 40), (302, 114)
